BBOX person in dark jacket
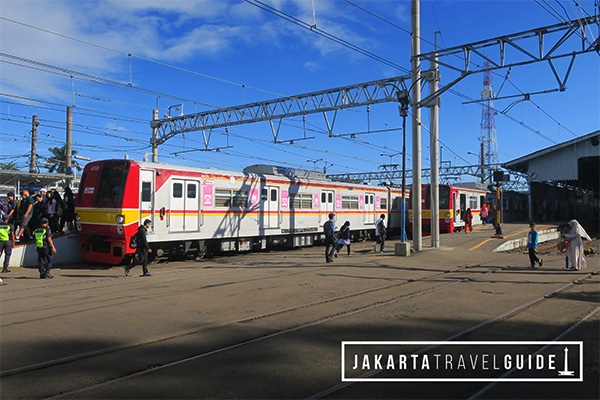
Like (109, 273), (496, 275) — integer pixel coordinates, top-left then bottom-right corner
(334, 221), (351, 257)
(323, 213), (336, 263)
(125, 219), (152, 277)
(35, 218), (56, 279)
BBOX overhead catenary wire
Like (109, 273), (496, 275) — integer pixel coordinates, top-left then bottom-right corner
(2, 2), (596, 177)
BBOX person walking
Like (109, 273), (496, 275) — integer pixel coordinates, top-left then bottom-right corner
(463, 208), (473, 233)
(35, 217), (57, 279)
(5, 192), (16, 225)
(374, 214), (386, 252)
(480, 203), (489, 225)
(562, 219), (591, 271)
(0, 215), (15, 273)
(46, 190), (59, 233)
(16, 189), (34, 242)
(125, 219), (153, 277)
(61, 187), (76, 232)
(334, 221), (351, 257)
(323, 213), (336, 263)
(526, 222), (543, 268)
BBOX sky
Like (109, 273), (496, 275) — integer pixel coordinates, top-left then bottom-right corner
(1, 0), (598, 181)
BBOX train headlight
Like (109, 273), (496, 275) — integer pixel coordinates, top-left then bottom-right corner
(75, 213), (80, 222)
(116, 215), (125, 224)
(445, 212), (451, 218)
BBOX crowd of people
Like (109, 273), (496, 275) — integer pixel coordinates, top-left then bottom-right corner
(0, 186), (76, 283)
(0, 186), (76, 244)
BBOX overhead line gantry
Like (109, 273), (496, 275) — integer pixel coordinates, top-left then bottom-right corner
(149, 15), (599, 250)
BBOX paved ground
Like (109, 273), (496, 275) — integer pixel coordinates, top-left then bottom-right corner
(0, 223), (598, 399)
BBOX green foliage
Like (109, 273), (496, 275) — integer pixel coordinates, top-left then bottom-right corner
(0, 161), (18, 170)
(46, 146), (83, 174)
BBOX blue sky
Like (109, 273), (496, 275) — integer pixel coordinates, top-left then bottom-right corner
(1, 0), (598, 180)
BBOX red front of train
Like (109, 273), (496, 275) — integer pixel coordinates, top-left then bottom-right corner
(75, 159), (141, 265)
(408, 184), (488, 234)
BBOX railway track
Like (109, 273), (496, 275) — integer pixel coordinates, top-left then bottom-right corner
(1, 245), (597, 399)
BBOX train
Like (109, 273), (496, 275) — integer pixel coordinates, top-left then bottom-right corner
(75, 159), (407, 265)
(408, 183), (491, 234)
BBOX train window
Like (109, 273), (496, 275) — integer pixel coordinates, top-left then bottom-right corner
(380, 197), (388, 210)
(469, 196), (478, 210)
(291, 193), (312, 209)
(321, 192), (326, 203)
(77, 172), (88, 203)
(215, 189), (248, 208)
(342, 196), (359, 209)
(96, 160), (129, 206)
(141, 182), (152, 202)
(439, 186), (450, 208)
(233, 190), (248, 208)
(215, 189), (231, 207)
(261, 188), (268, 201)
(328, 192), (333, 203)
(187, 184), (197, 199)
(270, 189), (277, 202)
(173, 183), (183, 198)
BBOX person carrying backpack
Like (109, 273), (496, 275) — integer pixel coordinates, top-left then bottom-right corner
(374, 214), (386, 252)
(125, 219), (153, 277)
(334, 221), (352, 257)
(323, 213), (336, 263)
(35, 218), (57, 279)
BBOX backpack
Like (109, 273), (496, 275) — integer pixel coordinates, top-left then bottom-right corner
(340, 226), (351, 240)
(323, 220), (334, 238)
(129, 231), (138, 249)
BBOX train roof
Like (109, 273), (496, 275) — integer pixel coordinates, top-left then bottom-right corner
(118, 159), (332, 183)
(243, 164), (327, 180)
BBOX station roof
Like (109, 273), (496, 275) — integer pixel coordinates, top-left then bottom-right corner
(503, 130), (599, 193)
(0, 170), (70, 192)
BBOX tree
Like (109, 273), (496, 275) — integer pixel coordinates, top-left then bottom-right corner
(46, 146), (83, 174)
(0, 161), (18, 170)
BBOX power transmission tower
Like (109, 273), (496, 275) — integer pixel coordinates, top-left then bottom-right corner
(480, 62), (498, 180)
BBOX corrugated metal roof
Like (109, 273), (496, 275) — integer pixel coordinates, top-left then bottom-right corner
(503, 130), (599, 191)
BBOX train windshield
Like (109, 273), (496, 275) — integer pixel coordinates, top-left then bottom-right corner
(96, 160), (130, 207)
(424, 185), (451, 209)
(439, 185), (450, 208)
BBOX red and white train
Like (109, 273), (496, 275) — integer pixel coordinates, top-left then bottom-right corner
(75, 159), (406, 265)
(409, 183), (491, 234)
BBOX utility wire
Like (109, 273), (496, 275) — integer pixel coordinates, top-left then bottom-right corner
(244, 0), (409, 73)
(0, 16), (285, 99)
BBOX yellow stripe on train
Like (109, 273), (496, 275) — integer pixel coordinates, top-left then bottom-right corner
(76, 208), (140, 226)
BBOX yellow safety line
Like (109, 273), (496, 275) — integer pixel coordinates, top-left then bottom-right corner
(469, 227), (530, 251)
(469, 238), (492, 251)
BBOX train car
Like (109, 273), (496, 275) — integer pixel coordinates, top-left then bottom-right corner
(75, 159), (406, 265)
(408, 183), (490, 234)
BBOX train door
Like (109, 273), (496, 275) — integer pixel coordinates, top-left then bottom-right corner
(364, 193), (375, 224)
(140, 169), (154, 228)
(320, 190), (335, 224)
(262, 186), (280, 228)
(455, 192), (467, 230)
(452, 191), (460, 225)
(170, 179), (200, 232)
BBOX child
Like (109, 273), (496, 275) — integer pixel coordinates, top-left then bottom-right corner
(564, 240), (570, 270)
(334, 221), (351, 257)
(526, 222), (543, 268)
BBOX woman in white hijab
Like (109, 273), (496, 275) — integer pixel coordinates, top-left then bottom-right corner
(562, 220), (591, 270)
